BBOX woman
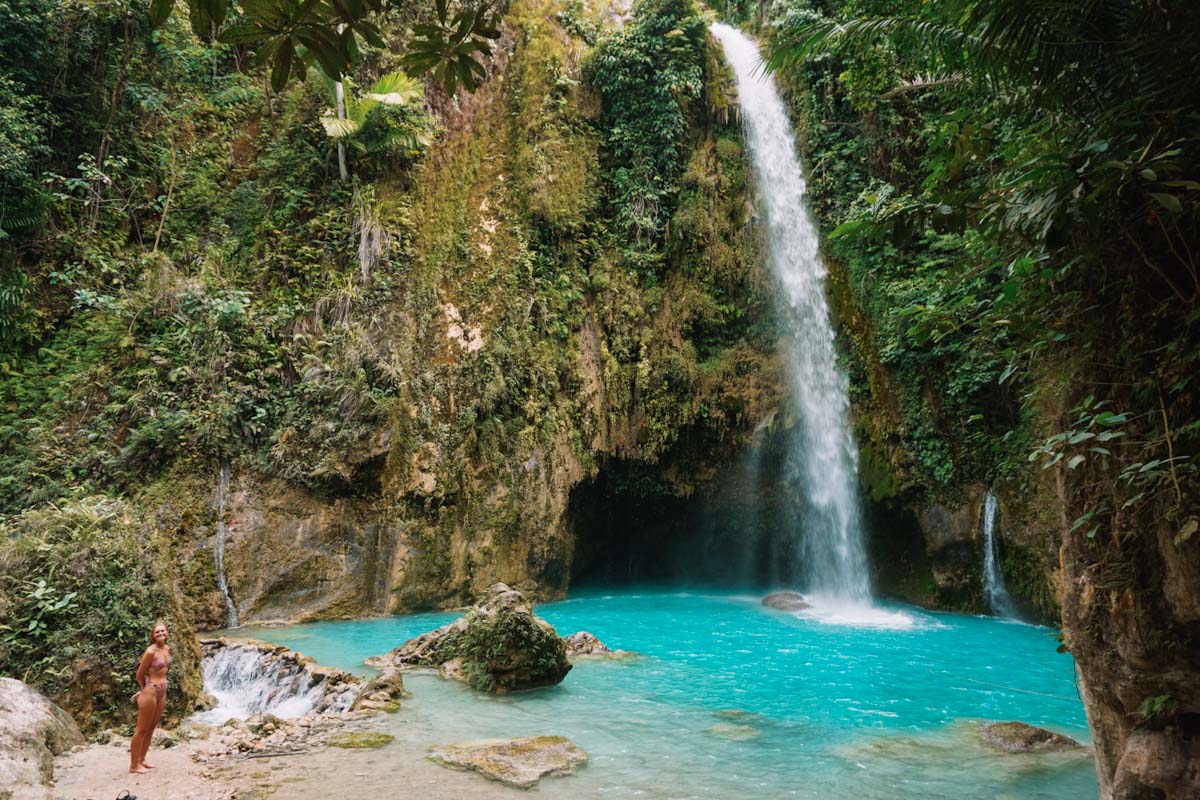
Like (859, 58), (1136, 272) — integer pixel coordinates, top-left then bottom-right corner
(129, 621), (170, 774)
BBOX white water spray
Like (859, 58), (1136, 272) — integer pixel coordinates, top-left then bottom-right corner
(214, 460), (239, 628)
(981, 490), (1018, 618)
(193, 645), (348, 724)
(711, 24), (870, 607)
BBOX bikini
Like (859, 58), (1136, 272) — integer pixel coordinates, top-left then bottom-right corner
(143, 654), (168, 699)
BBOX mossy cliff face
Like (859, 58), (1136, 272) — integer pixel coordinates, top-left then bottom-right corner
(190, 0), (777, 623)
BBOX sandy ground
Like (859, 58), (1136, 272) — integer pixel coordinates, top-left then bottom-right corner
(54, 739), (236, 800)
(52, 728), (549, 800)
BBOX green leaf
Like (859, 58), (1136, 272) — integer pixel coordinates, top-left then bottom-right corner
(271, 39), (294, 93)
(1150, 192), (1183, 215)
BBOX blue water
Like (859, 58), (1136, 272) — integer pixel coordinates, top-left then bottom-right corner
(223, 589), (1096, 799)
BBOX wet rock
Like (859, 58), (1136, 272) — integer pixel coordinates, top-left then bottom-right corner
(151, 728), (179, 748)
(245, 713), (284, 734)
(350, 667), (409, 712)
(978, 722), (1082, 753)
(762, 591), (811, 611)
(563, 631), (611, 656)
(705, 723), (762, 742)
(0, 677), (85, 800)
(369, 583), (571, 693)
(713, 709), (768, 725)
(426, 736), (588, 788)
(328, 732), (395, 749)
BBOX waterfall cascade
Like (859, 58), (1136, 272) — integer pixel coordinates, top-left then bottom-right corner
(193, 642), (359, 724)
(214, 460), (239, 628)
(710, 24), (871, 608)
(981, 491), (1018, 618)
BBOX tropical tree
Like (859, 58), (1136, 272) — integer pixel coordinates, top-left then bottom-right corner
(319, 70), (428, 178)
(149, 0), (501, 94)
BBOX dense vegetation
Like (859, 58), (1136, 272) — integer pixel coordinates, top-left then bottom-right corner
(0, 0), (775, 719)
(738, 1), (1198, 792)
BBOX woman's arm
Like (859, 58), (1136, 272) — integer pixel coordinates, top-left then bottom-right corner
(135, 648), (153, 688)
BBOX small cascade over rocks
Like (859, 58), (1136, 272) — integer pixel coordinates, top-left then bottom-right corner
(214, 460), (238, 628)
(981, 491), (1019, 618)
(194, 639), (363, 724)
(711, 24), (873, 612)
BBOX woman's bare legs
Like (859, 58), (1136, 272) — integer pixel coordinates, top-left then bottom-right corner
(135, 688), (166, 769)
(129, 689), (157, 773)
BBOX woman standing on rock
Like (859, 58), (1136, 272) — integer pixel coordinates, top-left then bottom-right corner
(129, 621), (170, 774)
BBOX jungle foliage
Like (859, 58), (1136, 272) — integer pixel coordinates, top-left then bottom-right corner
(748, 0), (1198, 553)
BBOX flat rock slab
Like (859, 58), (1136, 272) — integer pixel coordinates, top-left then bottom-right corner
(978, 722), (1082, 753)
(427, 736), (587, 789)
(329, 732), (395, 749)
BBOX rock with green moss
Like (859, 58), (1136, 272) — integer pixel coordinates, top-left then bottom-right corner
(426, 736), (587, 788)
(328, 731), (396, 749)
(367, 583), (570, 692)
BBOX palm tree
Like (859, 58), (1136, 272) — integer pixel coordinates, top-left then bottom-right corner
(319, 71), (427, 179)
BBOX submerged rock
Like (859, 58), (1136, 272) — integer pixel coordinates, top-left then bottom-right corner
(762, 591), (811, 611)
(368, 583), (571, 693)
(705, 723), (762, 742)
(0, 677), (85, 800)
(713, 709), (768, 725)
(978, 721), (1082, 753)
(328, 732), (395, 749)
(426, 736), (588, 788)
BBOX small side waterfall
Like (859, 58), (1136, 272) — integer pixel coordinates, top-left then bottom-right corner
(214, 460), (239, 628)
(981, 491), (1018, 618)
(193, 642), (358, 724)
(711, 24), (870, 607)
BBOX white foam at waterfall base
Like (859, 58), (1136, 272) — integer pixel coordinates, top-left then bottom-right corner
(192, 646), (333, 724)
(797, 597), (920, 630)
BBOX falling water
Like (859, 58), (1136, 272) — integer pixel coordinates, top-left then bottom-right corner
(193, 645), (351, 724)
(711, 24), (870, 607)
(981, 490), (1018, 617)
(214, 459), (239, 628)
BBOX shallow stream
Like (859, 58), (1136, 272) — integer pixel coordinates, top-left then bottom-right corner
(218, 589), (1096, 798)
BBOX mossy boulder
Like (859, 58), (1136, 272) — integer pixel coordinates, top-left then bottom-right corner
(367, 583), (570, 693)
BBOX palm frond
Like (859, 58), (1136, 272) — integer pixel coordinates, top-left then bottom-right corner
(321, 113), (362, 139)
(366, 72), (424, 106)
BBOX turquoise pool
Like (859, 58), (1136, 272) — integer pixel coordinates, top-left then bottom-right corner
(222, 589), (1097, 799)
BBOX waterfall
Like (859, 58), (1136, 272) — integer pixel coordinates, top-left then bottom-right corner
(711, 24), (870, 606)
(981, 491), (1018, 618)
(193, 644), (351, 724)
(214, 459), (239, 628)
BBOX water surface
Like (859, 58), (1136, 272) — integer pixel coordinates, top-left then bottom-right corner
(221, 589), (1096, 799)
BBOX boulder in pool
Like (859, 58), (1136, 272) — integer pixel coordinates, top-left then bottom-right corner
(762, 591), (811, 611)
(0, 677), (85, 800)
(427, 736), (588, 788)
(978, 721), (1082, 753)
(368, 583), (571, 693)
(563, 631), (636, 660)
